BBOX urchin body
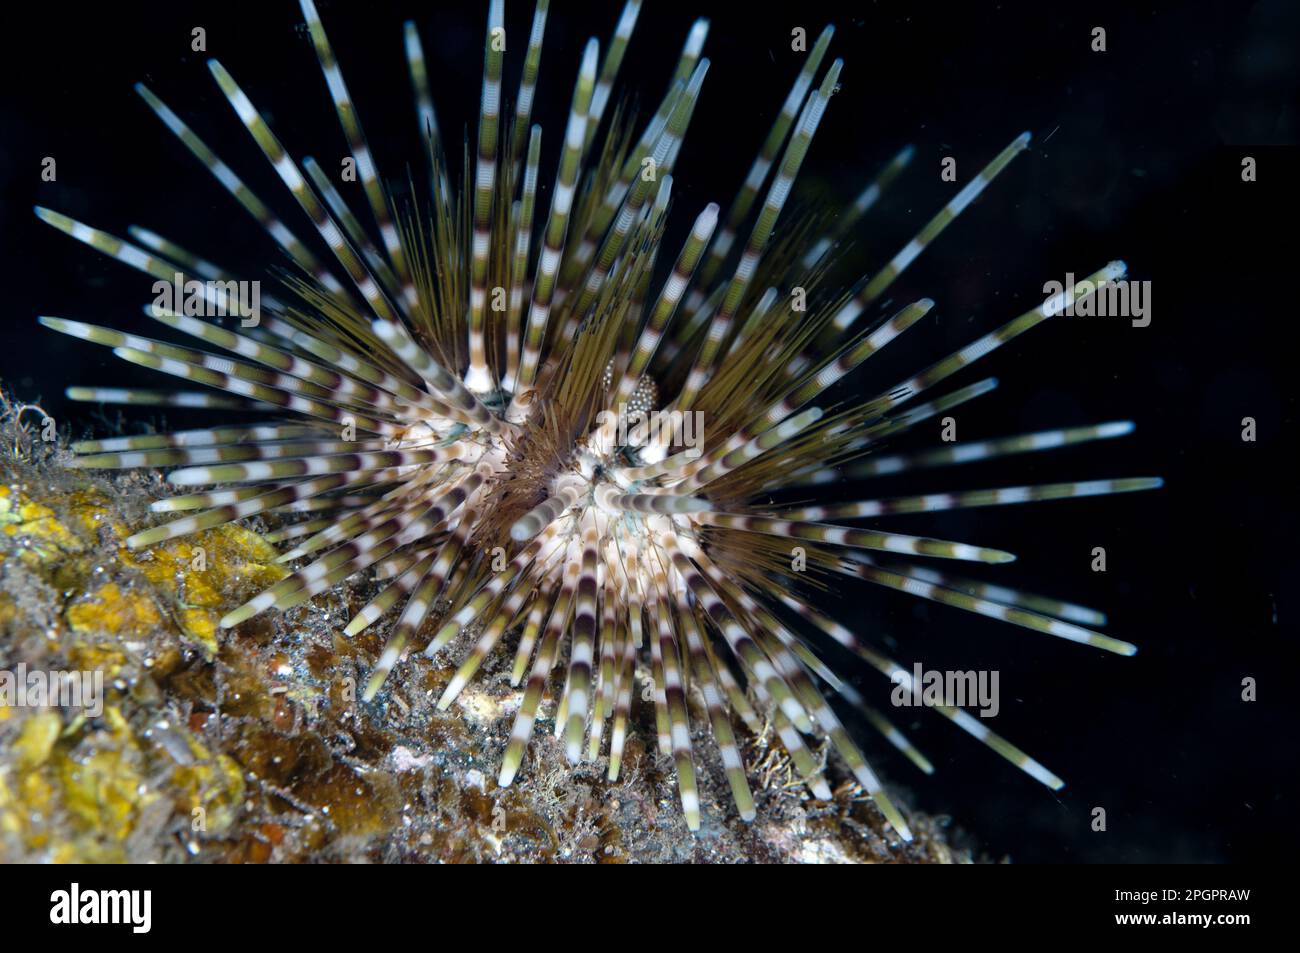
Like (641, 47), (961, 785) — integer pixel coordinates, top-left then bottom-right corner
(37, 0), (1160, 840)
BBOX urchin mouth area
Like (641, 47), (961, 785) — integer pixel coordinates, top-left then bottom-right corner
(506, 378), (690, 529)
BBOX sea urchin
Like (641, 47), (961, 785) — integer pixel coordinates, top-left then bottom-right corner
(35, 0), (1161, 839)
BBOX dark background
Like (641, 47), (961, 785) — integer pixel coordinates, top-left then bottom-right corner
(0, 0), (1295, 862)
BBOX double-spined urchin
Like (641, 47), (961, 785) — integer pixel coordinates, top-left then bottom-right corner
(35, 0), (1161, 840)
